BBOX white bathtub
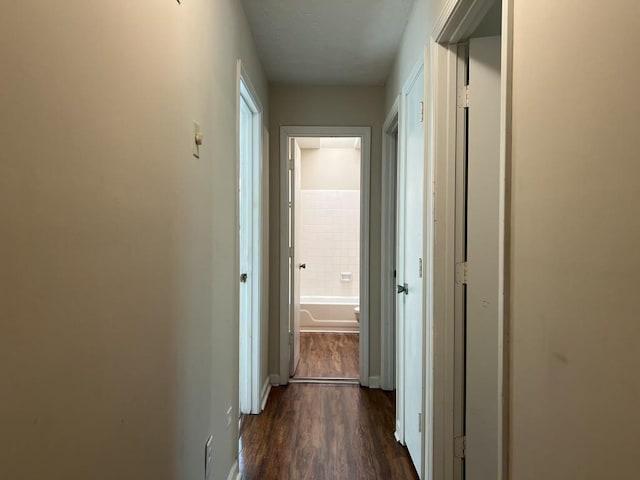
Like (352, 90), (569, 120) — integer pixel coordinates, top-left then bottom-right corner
(299, 296), (360, 333)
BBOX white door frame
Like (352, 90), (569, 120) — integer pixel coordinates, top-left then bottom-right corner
(278, 126), (371, 386)
(237, 60), (264, 415)
(428, 0), (511, 478)
(380, 96), (401, 393)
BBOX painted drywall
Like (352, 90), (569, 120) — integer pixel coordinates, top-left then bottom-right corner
(301, 147), (361, 190)
(384, 0), (449, 111)
(509, 1), (640, 478)
(268, 86), (385, 379)
(0, 1), (267, 479)
(472, 0), (502, 38)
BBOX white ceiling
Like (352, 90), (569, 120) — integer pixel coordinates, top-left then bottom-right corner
(241, 0), (416, 85)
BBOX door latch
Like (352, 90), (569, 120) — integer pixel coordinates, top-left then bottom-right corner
(397, 283), (409, 295)
(240, 273), (248, 283)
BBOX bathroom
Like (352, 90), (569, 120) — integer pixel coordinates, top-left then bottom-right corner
(294, 137), (361, 379)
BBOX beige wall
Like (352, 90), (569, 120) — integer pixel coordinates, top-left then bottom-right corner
(385, 0), (448, 111)
(0, 1), (267, 479)
(509, 1), (640, 478)
(268, 86), (385, 379)
(301, 147), (361, 190)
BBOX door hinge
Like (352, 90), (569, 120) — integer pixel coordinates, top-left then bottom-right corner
(289, 332), (293, 345)
(418, 413), (423, 432)
(454, 435), (466, 458)
(289, 246), (293, 258)
(419, 101), (424, 123)
(288, 158), (294, 170)
(457, 85), (470, 108)
(455, 261), (468, 285)
(418, 258), (423, 278)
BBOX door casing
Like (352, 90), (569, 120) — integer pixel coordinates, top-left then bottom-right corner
(380, 96), (400, 394)
(428, 0), (511, 478)
(278, 126), (371, 386)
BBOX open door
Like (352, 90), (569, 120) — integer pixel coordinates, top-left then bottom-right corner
(239, 94), (254, 414)
(238, 64), (264, 416)
(288, 137), (301, 376)
(465, 35), (502, 480)
(397, 65), (426, 477)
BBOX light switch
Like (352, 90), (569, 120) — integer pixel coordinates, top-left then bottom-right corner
(193, 121), (202, 159)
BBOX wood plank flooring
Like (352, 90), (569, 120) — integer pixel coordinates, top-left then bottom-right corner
(238, 384), (418, 480)
(294, 333), (359, 379)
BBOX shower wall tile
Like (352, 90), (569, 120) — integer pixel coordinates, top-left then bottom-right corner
(299, 190), (360, 298)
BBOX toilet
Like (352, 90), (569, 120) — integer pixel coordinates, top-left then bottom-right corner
(354, 306), (360, 322)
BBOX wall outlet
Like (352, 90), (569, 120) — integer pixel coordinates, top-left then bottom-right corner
(204, 436), (213, 480)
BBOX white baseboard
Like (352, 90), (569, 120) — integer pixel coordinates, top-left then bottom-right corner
(226, 460), (241, 480)
(395, 419), (405, 445)
(260, 377), (271, 411)
(269, 374), (281, 386)
(368, 376), (381, 389)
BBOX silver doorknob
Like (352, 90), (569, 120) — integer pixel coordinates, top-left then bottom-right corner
(298, 263), (306, 269)
(397, 283), (408, 295)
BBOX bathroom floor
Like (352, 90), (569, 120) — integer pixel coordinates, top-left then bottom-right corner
(294, 333), (359, 378)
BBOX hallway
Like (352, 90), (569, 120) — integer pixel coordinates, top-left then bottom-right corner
(2, 1), (640, 479)
(238, 384), (418, 479)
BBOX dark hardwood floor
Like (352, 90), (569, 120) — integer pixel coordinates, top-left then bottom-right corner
(238, 384), (418, 480)
(294, 332), (359, 378)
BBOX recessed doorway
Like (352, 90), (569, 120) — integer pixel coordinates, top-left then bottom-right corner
(279, 126), (371, 386)
(291, 136), (362, 380)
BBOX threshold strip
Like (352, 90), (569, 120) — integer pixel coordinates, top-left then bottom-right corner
(289, 377), (360, 385)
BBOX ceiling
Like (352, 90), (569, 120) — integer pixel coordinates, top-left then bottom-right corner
(241, 0), (416, 86)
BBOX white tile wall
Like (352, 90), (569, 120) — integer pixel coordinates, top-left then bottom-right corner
(299, 190), (360, 297)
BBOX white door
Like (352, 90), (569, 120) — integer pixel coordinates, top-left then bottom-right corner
(398, 66), (425, 477)
(466, 35), (501, 480)
(239, 95), (254, 414)
(288, 138), (302, 376)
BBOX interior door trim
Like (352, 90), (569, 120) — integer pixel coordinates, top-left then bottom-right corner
(278, 125), (372, 387)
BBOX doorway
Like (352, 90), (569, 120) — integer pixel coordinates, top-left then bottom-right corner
(290, 137), (362, 380)
(454, 33), (502, 480)
(381, 57), (430, 480)
(279, 126), (371, 386)
(381, 99), (400, 393)
(238, 61), (265, 416)
(430, 1), (506, 478)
